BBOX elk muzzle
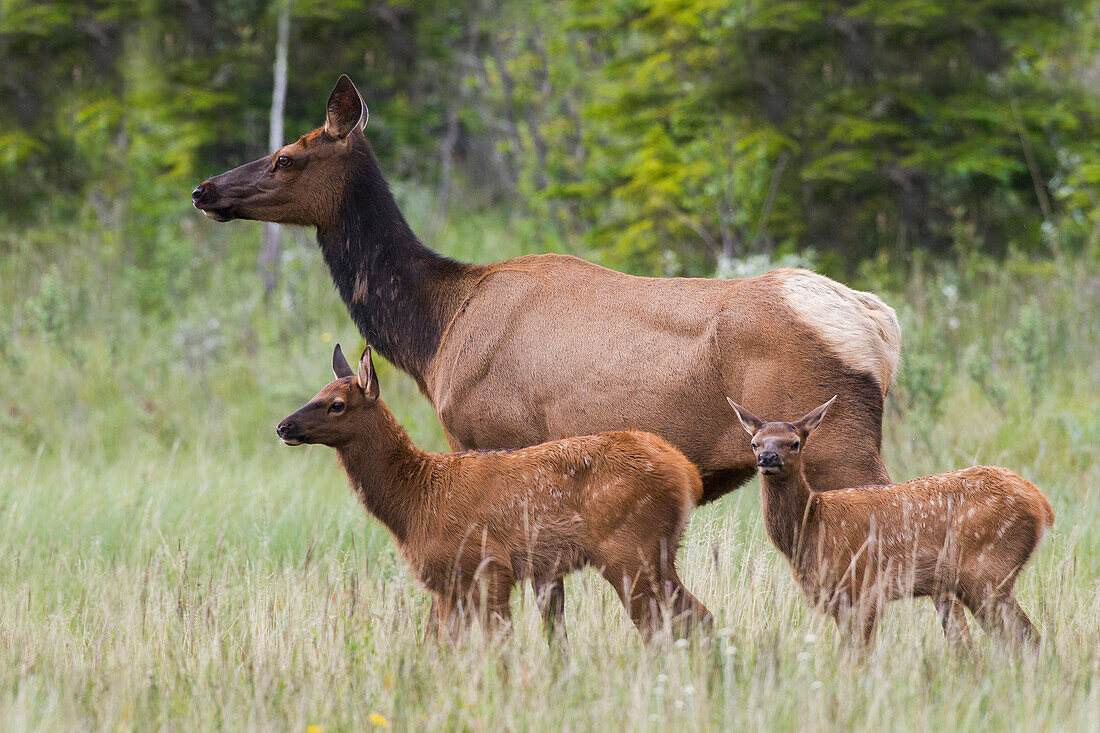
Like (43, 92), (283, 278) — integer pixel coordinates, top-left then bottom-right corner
(276, 418), (304, 446)
(757, 451), (783, 474)
(192, 155), (275, 222)
(191, 178), (237, 221)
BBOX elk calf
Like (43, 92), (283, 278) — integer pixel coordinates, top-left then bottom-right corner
(277, 345), (712, 641)
(727, 396), (1053, 649)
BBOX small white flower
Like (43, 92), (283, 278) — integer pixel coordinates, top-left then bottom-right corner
(674, 638), (689, 649)
(803, 633), (818, 644)
(811, 680), (824, 691)
(674, 700), (685, 710)
(683, 684), (695, 696)
(656, 674), (669, 684)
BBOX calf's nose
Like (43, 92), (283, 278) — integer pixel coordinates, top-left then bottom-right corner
(758, 451), (781, 467)
(276, 419), (294, 438)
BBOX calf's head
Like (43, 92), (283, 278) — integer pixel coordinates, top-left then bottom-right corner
(192, 74), (368, 227)
(277, 344), (381, 448)
(727, 396), (836, 477)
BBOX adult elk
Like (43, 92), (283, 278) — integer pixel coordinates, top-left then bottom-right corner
(193, 74), (902, 637)
(276, 344), (712, 641)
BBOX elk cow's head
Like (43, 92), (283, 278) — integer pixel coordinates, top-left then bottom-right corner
(192, 75), (367, 228)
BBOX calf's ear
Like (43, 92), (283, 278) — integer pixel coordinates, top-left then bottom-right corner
(727, 397), (764, 437)
(358, 346), (380, 400)
(795, 395), (837, 437)
(332, 343), (354, 379)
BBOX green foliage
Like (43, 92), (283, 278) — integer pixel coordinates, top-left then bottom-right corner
(547, 0), (1100, 273)
(4, 1), (1100, 277)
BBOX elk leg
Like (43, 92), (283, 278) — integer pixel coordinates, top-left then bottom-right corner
(483, 575), (515, 635)
(859, 603), (879, 647)
(972, 593), (1040, 649)
(465, 567), (514, 637)
(434, 592), (462, 642)
(934, 594), (972, 648)
(665, 573), (713, 638)
(602, 561), (661, 641)
(830, 591), (877, 649)
(421, 595), (440, 646)
(1001, 597), (1040, 648)
(533, 577), (567, 644)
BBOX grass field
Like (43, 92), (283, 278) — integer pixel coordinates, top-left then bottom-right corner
(2, 206), (1100, 730)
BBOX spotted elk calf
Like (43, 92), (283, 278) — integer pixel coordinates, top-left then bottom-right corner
(728, 396), (1053, 649)
(277, 345), (713, 642)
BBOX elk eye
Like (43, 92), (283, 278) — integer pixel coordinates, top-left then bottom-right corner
(275, 155), (292, 169)
(330, 401), (345, 413)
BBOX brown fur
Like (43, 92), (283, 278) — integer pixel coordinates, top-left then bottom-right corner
(729, 397), (1054, 649)
(196, 74), (901, 635)
(276, 345), (712, 641)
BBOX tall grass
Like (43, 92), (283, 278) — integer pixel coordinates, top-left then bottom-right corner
(2, 203), (1100, 730)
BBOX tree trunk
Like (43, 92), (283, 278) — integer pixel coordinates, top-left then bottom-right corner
(437, 104), (460, 219)
(259, 0), (290, 298)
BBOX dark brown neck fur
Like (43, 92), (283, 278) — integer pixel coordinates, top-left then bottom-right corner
(316, 137), (474, 389)
(334, 400), (435, 543)
(759, 466), (815, 561)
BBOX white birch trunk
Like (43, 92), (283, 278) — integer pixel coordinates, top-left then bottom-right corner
(259, 0), (290, 296)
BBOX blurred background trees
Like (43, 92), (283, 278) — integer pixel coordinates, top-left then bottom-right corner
(2, 0), (1098, 282)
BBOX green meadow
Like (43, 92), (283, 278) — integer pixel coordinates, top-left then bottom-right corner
(2, 201), (1099, 730)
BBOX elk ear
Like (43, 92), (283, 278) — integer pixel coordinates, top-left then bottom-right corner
(324, 74), (368, 139)
(795, 395), (837, 437)
(357, 346), (380, 400)
(727, 397), (764, 437)
(332, 343), (354, 379)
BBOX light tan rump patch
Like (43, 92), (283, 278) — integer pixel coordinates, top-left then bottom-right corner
(775, 269), (901, 394)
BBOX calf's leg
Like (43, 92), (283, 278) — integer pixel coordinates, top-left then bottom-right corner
(934, 594), (973, 648)
(829, 591), (878, 649)
(601, 558), (708, 641)
(422, 596), (441, 645)
(971, 593), (1040, 649)
(533, 578), (567, 644)
(601, 559), (661, 641)
(664, 572), (713, 637)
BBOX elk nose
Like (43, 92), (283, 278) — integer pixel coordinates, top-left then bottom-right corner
(758, 452), (781, 467)
(191, 182), (209, 204)
(275, 419), (294, 438)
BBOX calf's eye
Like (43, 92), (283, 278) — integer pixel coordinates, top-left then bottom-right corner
(330, 401), (345, 413)
(275, 155), (292, 168)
